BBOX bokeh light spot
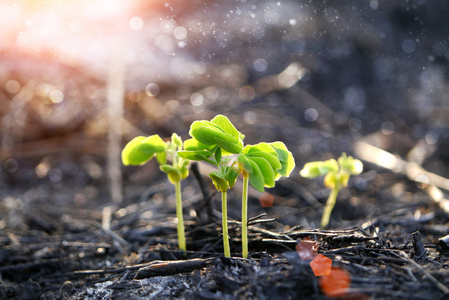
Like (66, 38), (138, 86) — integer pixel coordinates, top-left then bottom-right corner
(160, 19), (175, 33)
(190, 93), (204, 106)
(258, 192), (273, 207)
(310, 254), (332, 276)
(173, 26), (187, 40)
(253, 58), (268, 72)
(381, 121), (395, 135)
(238, 86), (255, 101)
(49, 168), (62, 182)
(50, 89), (64, 103)
(145, 83), (160, 97)
(304, 108), (319, 122)
(402, 39), (416, 53)
(319, 266), (351, 298)
(5, 80), (20, 94)
(36, 162), (50, 178)
(348, 118), (362, 132)
(4, 158), (19, 173)
(129, 16), (144, 31)
(296, 238), (319, 260)
(425, 131), (438, 145)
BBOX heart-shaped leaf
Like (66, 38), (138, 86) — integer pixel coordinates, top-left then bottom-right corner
(137, 135), (166, 153)
(246, 150), (281, 171)
(211, 115), (244, 143)
(269, 142), (295, 178)
(338, 153), (363, 175)
(178, 150), (212, 162)
(122, 135), (165, 166)
(251, 157), (275, 187)
(183, 138), (216, 152)
(160, 164), (182, 183)
(189, 121), (225, 145)
(238, 153), (253, 174)
(248, 159), (265, 192)
(209, 171), (228, 192)
(190, 116), (244, 154)
(227, 166), (240, 189)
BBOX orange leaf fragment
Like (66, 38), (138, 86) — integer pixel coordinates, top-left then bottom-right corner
(319, 266), (351, 298)
(310, 254), (332, 276)
(259, 192), (274, 208)
(296, 238), (319, 260)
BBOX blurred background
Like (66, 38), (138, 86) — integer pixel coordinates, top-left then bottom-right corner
(1, 0), (448, 226)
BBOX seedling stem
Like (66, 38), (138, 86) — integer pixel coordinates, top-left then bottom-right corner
(321, 186), (340, 229)
(221, 191), (231, 257)
(175, 180), (186, 252)
(242, 175), (249, 258)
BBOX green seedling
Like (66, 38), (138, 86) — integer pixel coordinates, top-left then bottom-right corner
(179, 115), (243, 257)
(122, 133), (189, 252)
(236, 142), (295, 258)
(300, 153), (363, 228)
(180, 114), (295, 258)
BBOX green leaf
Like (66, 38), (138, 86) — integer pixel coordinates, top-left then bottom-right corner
(171, 133), (182, 147)
(238, 153), (253, 174)
(156, 151), (167, 165)
(247, 142), (277, 156)
(160, 164), (181, 183)
(213, 135), (243, 154)
(183, 138), (216, 152)
(191, 125), (242, 154)
(299, 161), (323, 178)
(209, 171), (228, 192)
(269, 142), (295, 178)
(121, 136), (154, 166)
(248, 160), (265, 192)
(190, 116), (244, 154)
(211, 114), (244, 148)
(137, 135), (166, 153)
(189, 121), (225, 145)
(299, 161), (321, 178)
(251, 157), (275, 187)
(324, 172), (338, 189)
(338, 153), (363, 175)
(214, 147), (222, 163)
(180, 163), (189, 180)
(211, 115), (240, 139)
(319, 159), (339, 174)
(160, 164), (179, 173)
(246, 150), (281, 171)
(178, 150), (212, 162)
(300, 159), (338, 179)
(227, 166), (240, 189)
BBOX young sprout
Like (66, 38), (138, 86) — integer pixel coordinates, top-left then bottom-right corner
(179, 115), (243, 257)
(300, 153), (363, 228)
(121, 133), (189, 252)
(236, 142), (295, 258)
(180, 114), (295, 258)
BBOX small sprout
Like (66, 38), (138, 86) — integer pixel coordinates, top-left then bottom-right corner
(122, 133), (189, 252)
(300, 153), (363, 228)
(237, 142), (295, 258)
(179, 115), (244, 257)
(179, 114), (295, 258)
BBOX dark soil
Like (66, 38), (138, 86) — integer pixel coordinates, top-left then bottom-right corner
(2, 118), (449, 299)
(1, 1), (449, 299)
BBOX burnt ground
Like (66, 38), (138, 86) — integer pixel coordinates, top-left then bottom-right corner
(2, 100), (449, 299)
(1, 1), (449, 299)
